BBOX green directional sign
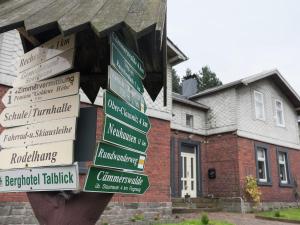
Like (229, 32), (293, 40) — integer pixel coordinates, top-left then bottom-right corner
(111, 32), (145, 79)
(84, 167), (149, 195)
(108, 66), (147, 113)
(111, 43), (144, 94)
(94, 142), (146, 172)
(103, 116), (148, 154)
(104, 91), (151, 133)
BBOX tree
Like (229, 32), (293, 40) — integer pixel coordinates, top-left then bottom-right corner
(171, 68), (182, 93)
(198, 66), (222, 91)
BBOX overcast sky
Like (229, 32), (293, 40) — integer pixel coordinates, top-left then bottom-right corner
(167, 0), (300, 93)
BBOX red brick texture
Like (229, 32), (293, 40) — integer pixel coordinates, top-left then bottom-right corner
(238, 137), (300, 202)
(0, 85), (171, 203)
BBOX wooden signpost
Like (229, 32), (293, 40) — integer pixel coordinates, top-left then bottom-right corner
(0, 117), (77, 148)
(0, 95), (79, 128)
(2, 73), (79, 107)
(84, 167), (149, 194)
(0, 164), (79, 192)
(0, 141), (74, 170)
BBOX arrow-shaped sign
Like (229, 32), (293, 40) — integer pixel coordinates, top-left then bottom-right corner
(2, 73), (79, 107)
(84, 167), (149, 195)
(13, 48), (75, 87)
(0, 117), (77, 148)
(111, 32), (145, 79)
(0, 95), (79, 128)
(103, 116), (148, 154)
(0, 140), (74, 170)
(17, 34), (75, 73)
(104, 91), (151, 133)
(108, 66), (147, 113)
(94, 142), (146, 172)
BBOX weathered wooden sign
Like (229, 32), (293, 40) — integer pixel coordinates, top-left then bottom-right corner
(0, 164), (79, 192)
(0, 141), (74, 170)
(111, 32), (145, 79)
(103, 116), (148, 154)
(111, 41), (144, 94)
(0, 95), (79, 128)
(13, 49), (74, 87)
(108, 66), (146, 113)
(104, 91), (150, 133)
(17, 34), (75, 73)
(94, 142), (146, 172)
(0, 117), (77, 148)
(2, 73), (79, 107)
(84, 167), (149, 194)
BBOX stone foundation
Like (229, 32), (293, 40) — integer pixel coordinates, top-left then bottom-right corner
(0, 202), (173, 225)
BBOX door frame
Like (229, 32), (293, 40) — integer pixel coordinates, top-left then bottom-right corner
(178, 139), (202, 197)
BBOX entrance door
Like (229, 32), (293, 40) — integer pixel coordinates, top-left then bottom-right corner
(181, 151), (197, 198)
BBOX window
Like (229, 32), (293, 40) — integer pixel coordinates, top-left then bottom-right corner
(277, 151), (291, 185)
(257, 147), (268, 182)
(186, 114), (193, 128)
(275, 99), (285, 127)
(254, 91), (265, 120)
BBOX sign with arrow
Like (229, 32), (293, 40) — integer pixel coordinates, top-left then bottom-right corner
(0, 117), (77, 148)
(104, 91), (150, 133)
(94, 142), (146, 172)
(108, 66), (146, 113)
(0, 164), (79, 193)
(111, 32), (145, 79)
(103, 116), (148, 154)
(84, 167), (149, 195)
(0, 95), (79, 128)
(13, 49), (74, 87)
(17, 34), (75, 73)
(0, 140), (74, 170)
(2, 73), (79, 107)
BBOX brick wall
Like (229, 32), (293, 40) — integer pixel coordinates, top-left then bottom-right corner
(238, 137), (300, 202)
(0, 84), (172, 204)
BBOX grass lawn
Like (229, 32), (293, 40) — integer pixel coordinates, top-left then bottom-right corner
(257, 208), (300, 221)
(161, 219), (234, 225)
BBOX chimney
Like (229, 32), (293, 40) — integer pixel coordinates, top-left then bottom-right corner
(182, 78), (198, 97)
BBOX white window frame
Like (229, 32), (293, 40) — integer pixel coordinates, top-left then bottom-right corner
(278, 152), (288, 184)
(257, 148), (268, 183)
(274, 99), (285, 127)
(254, 91), (266, 121)
(186, 114), (194, 128)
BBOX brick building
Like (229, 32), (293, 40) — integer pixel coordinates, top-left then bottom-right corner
(0, 28), (300, 224)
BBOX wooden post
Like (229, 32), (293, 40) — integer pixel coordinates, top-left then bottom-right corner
(27, 192), (113, 225)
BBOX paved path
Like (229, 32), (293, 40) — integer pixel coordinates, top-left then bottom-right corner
(207, 212), (298, 225)
(173, 212), (298, 225)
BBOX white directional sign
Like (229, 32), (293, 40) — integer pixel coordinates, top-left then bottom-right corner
(17, 34), (75, 73)
(0, 141), (74, 170)
(13, 49), (74, 87)
(0, 117), (77, 148)
(2, 73), (79, 107)
(0, 164), (79, 192)
(0, 95), (79, 128)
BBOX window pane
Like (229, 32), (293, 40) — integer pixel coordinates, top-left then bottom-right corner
(257, 149), (265, 159)
(183, 157), (187, 178)
(191, 158), (194, 178)
(279, 164), (287, 182)
(184, 181), (187, 190)
(186, 114), (193, 128)
(191, 181), (194, 190)
(254, 91), (265, 120)
(279, 152), (285, 162)
(258, 161), (266, 180)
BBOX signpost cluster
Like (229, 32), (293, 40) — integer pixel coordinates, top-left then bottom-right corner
(0, 35), (80, 192)
(84, 32), (150, 195)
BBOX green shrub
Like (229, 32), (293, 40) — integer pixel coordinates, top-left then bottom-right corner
(274, 211), (281, 217)
(201, 213), (209, 225)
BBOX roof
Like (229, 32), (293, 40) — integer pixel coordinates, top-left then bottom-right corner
(167, 38), (188, 66)
(0, 0), (168, 102)
(189, 69), (300, 111)
(172, 92), (209, 110)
